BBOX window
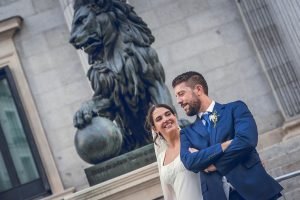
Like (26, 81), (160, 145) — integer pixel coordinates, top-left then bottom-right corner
(0, 66), (51, 200)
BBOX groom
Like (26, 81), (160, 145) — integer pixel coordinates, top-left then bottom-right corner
(172, 71), (283, 200)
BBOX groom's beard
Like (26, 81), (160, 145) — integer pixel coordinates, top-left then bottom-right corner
(186, 97), (201, 116)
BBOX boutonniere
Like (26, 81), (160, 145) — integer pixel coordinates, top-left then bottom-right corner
(209, 110), (219, 128)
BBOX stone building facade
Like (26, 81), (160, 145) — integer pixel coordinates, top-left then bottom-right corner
(0, 0), (299, 199)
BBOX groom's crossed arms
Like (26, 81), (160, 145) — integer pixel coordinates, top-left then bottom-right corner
(180, 101), (258, 175)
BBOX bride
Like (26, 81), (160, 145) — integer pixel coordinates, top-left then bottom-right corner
(145, 104), (203, 200)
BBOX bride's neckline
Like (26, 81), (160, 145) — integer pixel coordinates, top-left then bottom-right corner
(162, 151), (180, 166)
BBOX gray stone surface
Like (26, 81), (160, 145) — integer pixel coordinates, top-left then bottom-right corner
(35, 79), (91, 113)
(133, 0), (284, 133)
(150, 0), (173, 8)
(18, 33), (49, 57)
(55, 146), (91, 189)
(137, 10), (160, 30)
(285, 188), (300, 200)
(170, 30), (223, 62)
(154, 3), (185, 26)
(14, 7), (65, 41)
(177, 0), (209, 17)
(152, 21), (189, 48)
(0, 0), (19, 6)
(127, 0), (152, 13)
(199, 41), (254, 70)
(32, 0), (60, 13)
(186, 2), (237, 35)
(0, 0), (35, 20)
(249, 96), (284, 133)
(44, 25), (71, 48)
(0, 0), (297, 193)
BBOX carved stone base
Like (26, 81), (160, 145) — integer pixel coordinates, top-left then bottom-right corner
(63, 163), (162, 200)
(41, 188), (75, 200)
(282, 117), (300, 140)
(85, 144), (156, 186)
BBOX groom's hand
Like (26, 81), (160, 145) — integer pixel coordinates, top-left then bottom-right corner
(221, 140), (232, 152)
(204, 164), (217, 173)
(189, 147), (199, 153)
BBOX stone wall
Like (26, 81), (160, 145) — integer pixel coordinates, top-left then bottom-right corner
(130, 0), (300, 198)
(130, 0), (284, 134)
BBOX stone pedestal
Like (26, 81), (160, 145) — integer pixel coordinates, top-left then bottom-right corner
(63, 162), (163, 200)
(85, 144), (156, 186)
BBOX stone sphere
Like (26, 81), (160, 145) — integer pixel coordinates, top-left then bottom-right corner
(75, 116), (123, 164)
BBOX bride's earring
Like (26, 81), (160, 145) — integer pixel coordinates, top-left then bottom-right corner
(158, 133), (163, 139)
(178, 126), (181, 134)
(151, 129), (158, 137)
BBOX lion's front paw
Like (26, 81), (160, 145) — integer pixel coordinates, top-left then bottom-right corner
(73, 100), (96, 129)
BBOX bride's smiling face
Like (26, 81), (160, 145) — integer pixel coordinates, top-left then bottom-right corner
(152, 107), (178, 137)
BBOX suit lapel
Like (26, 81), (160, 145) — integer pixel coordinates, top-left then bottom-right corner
(211, 102), (225, 144)
(191, 116), (210, 139)
(189, 102), (225, 144)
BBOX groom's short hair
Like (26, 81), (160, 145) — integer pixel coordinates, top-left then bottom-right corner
(172, 71), (208, 95)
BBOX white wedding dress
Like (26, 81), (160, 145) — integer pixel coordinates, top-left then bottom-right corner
(157, 150), (203, 200)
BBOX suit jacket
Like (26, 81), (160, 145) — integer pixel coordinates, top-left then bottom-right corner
(180, 101), (283, 200)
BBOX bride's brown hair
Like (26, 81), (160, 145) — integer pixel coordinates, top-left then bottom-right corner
(145, 104), (176, 145)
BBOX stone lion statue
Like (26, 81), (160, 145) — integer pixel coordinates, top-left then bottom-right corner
(69, 0), (173, 162)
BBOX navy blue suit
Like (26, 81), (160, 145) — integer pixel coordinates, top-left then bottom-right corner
(180, 101), (283, 200)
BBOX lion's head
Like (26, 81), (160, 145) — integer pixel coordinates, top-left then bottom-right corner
(70, 0), (165, 106)
(70, 0), (154, 66)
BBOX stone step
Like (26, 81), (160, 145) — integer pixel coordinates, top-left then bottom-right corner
(259, 135), (300, 162)
(282, 187), (300, 200)
(264, 148), (300, 176)
(278, 174), (300, 198)
(258, 135), (300, 198)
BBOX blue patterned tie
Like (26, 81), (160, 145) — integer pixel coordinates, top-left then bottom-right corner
(201, 112), (211, 133)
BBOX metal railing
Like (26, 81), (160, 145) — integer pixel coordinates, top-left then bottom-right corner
(154, 170), (300, 200)
(275, 170), (300, 182)
(275, 170), (300, 200)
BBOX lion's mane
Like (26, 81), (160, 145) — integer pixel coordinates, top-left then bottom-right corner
(72, 0), (172, 152)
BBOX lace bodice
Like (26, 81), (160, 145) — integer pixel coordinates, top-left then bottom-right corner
(159, 153), (186, 185)
(158, 151), (203, 200)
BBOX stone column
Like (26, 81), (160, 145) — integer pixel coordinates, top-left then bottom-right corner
(266, 0), (300, 85)
(236, 0), (300, 120)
